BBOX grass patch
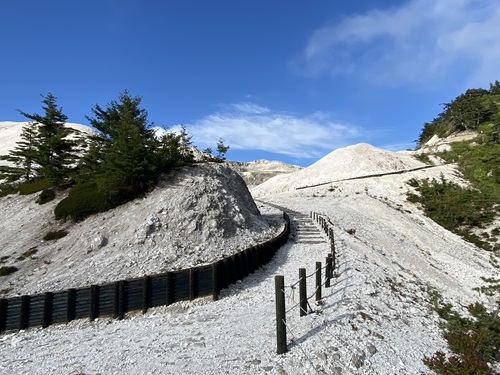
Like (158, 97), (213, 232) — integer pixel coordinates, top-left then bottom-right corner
(0, 266), (18, 277)
(0, 255), (10, 264)
(19, 178), (52, 195)
(43, 230), (68, 241)
(414, 153), (433, 165)
(16, 247), (38, 261)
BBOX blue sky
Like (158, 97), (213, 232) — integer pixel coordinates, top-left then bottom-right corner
(1, 1), (499, 166)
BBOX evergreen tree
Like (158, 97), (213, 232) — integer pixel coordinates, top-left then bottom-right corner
(83, 90), (158, 200)
(216, 138), (230, 161)
(17, 93), (77, 184)
(0, 122), (39, 182)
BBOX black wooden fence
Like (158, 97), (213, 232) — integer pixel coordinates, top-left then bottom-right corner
(0, 212), (290, 334)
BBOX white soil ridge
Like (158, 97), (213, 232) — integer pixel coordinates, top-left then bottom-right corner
(295, 164), (444, 190)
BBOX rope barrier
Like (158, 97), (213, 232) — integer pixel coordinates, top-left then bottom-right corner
(282, 318), (323, 373)
(274, 208), (350, 358)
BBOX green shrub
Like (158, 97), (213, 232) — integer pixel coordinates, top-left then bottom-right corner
(0, 183), (20, 197)
(19, 179), (51, 195)
(407, 176), (497, 250)
(16, 247), (38, 261)
(0, 266), (18, 277)
(424, 296), (500, 374)
(43, 230), (68, 241)
(414, 153), (433, 165)
(54, 182), (112, 222)
(36, 188), (56, 205)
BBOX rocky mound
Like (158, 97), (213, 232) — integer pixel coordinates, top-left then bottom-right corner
(0, 163), (280, 297)
(227, 159), (302, 188)
(252, 143), (432, 197)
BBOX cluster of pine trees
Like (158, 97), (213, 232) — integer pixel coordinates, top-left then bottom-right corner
(417, 80), (500, 147)
(0, 91), (217, 221)
(410, 81), (500, 252)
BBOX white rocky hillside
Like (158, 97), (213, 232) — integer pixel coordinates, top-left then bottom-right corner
(252, 143), (497, 307)
(228, 160), (303, 188)
(0, 162), (282, 298)
(1, 128), (499, 374)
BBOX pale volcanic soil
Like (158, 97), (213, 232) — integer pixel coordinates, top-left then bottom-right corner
(0, 125), (498, 374)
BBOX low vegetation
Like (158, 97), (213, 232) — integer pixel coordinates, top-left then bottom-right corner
(407, 176), (498, 251)
(410, 80), (500, 251)
(0, 266), (18, 277)
(424, 290), (500, 375)
(16, 247), (38, 261)
(43, 230), (69, 241)
(413, 81), (500, 373)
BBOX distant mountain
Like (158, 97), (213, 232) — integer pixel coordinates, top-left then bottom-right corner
(227, 160), (302, 188)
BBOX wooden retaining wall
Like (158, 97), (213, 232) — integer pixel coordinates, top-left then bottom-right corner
(0, 212), (290, 334)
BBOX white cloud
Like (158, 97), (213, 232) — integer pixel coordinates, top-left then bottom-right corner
(294, 0), (500, 87)
(184, 102), (365, 158)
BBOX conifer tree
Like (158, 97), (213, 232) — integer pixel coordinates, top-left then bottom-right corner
(0, 122), (39, 182)
(17, 93), (77, 184)
(83, 90), (157, 200)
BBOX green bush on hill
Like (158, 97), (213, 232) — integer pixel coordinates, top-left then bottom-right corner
(54, 182), (112, 222)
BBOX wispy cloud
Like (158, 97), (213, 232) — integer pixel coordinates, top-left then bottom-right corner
(292, 0), (500, 87)
(182, 102), (365, 158)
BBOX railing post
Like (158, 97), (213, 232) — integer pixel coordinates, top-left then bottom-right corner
(0, 299), (7, 333)
(142, 276), (151, 314)
(325, 256), (331, 288)
(328, 254), (334, 279)
(275, 275), (287, 355)
(66, 288), (76, 323)
(117, 280), (126, 320)
(299, 268), (307, 317)
(315, 262), (322, 302)
(189, 268), (195, 301)
(42, 292), (53, 328)
(90, 285), (98, 322)
(331, 244), (336, 275)
(113, 281), (120, 319)
(212, 262), (219, 301)
(20, 295), (30, 330)
(166, 272), (173, 306)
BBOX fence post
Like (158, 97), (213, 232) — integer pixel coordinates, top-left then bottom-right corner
(327, 254), (334, 279)
(325, 256), (331, 288)
(113, 281), (120, 319)
(166, 272), (173, 306)
(189, 268), (195, 301)
(66, 288), (76, 323)
(90, 285), (99, 322)
(315, 262), (322, 302)
(212, 262), (219, 301)
(331, 243), (336, 275)
(299, 268), (307, 317)
(20, 295), (30, 330)
(42, 292), (53, 328)
(328, 254), (334, 279)
(142, 276), (151, 314)
(275, 275), (287, 355)
(0, 299), (7, 333)
(117, 280), (126, 320)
